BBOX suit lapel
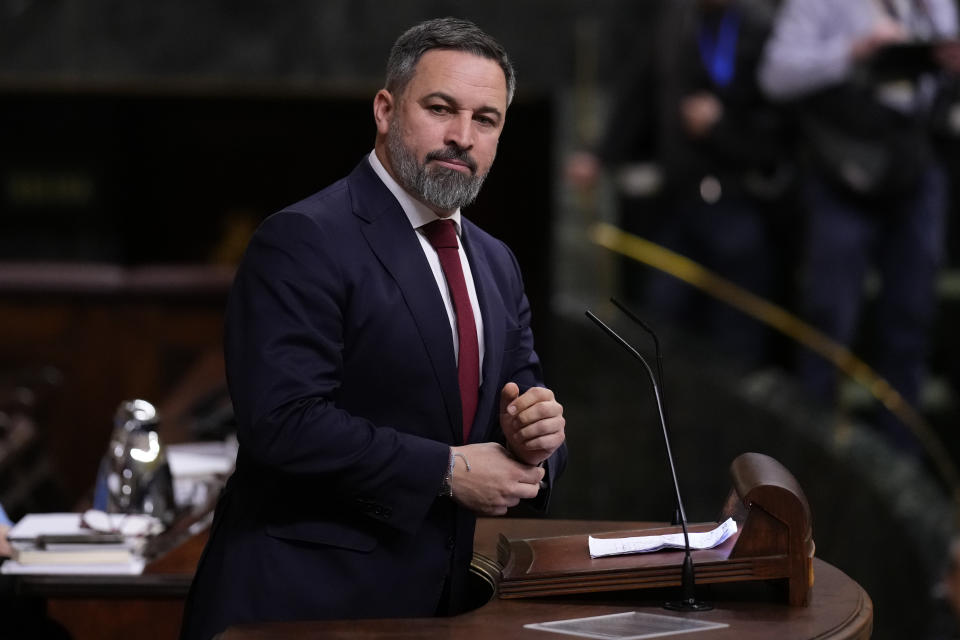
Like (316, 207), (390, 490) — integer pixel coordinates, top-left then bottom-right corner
(461, 221), (506, 443)
(348, 161), (463, 442)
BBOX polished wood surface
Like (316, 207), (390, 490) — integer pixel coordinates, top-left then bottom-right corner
(220, 518), (872, 640)
(11, 517), (870, 640)
(498, 453), (815, 606)
(14, 505), (212, 640)
(0, 263), (232, 510)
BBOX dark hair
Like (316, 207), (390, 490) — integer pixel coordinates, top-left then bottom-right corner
(385, 17), (516, 105)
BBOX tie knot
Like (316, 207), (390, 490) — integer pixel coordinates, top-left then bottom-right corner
(422, 219), (459, 250)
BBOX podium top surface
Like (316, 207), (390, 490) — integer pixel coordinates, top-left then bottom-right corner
(220, 518), (872, 640)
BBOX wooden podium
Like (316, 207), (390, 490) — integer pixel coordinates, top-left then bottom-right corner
(221, 522), (869, 640)
(498, 452), (815, 606)
(16, 452), (870, 640)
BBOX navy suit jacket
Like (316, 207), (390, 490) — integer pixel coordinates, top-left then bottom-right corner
(180, 159), (567, 639)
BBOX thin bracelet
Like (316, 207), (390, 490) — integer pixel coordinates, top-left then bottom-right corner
(454, 452), (471, 471)
(441, 452), (472, 499)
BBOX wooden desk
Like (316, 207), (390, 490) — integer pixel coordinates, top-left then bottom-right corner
(13, 518), (872, 640)
(0, 262), (233, 511)
(13, 515), (210, 640)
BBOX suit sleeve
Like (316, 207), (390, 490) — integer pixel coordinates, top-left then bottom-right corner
(494, 241), (568, 507)
(758, 0), (853, 100)
(224, 211), (449, 535)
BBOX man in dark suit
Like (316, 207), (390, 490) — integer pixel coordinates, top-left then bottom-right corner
(180, 17), (567, 639)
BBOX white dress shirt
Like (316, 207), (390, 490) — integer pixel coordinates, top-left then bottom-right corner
(368, 151), (485, 381)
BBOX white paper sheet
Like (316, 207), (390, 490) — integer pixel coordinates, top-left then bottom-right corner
(7, 511), (161, 540)
(167, 441), (236, 478)
(524, 611), (729, 639)
(588, 518), (737, 558)
(1, 557), (145, 575)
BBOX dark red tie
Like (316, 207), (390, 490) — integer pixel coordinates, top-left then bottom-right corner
(422, 219), (479, 440)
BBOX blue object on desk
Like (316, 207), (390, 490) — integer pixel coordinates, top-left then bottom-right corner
(0, 503), (12, 527)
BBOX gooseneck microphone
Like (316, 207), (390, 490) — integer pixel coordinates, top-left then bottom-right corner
(610, 298), (666, 406)
(610, 298), (680, 528)
(585, 308), (712, 612)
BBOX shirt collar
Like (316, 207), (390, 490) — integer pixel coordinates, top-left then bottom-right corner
(367, 151), (463, 235)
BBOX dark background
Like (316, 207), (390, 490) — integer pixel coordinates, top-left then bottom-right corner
(0, 1), (958, 638)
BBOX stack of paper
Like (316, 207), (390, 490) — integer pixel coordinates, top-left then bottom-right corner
(588, 517), (738, 558)
(167, 439), (237, 508)
(1, 511), (160, 575)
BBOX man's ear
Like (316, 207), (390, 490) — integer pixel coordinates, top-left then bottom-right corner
(373, 89), (394, 136)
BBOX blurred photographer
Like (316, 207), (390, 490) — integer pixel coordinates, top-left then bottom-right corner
(760, 0), (960, 447)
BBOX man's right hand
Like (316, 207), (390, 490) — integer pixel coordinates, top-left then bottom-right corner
(565, 151), (601, 190)
(449, 443), (545, 516)
(680, 92), (723, 138)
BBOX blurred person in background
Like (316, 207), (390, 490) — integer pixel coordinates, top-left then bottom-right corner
(759, 0), (960, 449)
(568, 0), (795, 369)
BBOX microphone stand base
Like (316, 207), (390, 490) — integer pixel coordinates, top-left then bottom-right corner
(663, 599), (713, 612)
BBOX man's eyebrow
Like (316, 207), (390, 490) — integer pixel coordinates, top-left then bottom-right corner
(422, 92), (503, 120)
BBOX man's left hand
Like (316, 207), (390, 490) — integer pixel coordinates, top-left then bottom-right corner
(680, 92), (723, 138)
(499, 382), (565, 466)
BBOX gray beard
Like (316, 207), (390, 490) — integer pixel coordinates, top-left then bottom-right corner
(386, 119), (488, 213)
